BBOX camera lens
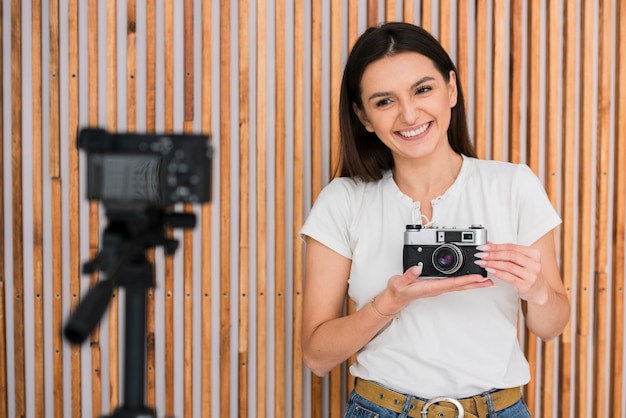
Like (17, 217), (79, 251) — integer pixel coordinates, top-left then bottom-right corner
(432, 244), (463, 275)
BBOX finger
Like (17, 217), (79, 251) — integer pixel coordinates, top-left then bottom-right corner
(479, 242), (540, 261)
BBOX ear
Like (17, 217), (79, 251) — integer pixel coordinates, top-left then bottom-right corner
(447, 70), (458, 108)
(352, 102), (375, 132)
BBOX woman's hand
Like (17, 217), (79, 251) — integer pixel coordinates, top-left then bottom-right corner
(473, 242), (549, 304)
(472, 232), (570, 340)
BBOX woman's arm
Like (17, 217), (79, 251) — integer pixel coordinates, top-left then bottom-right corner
(302, 237), (495, 376)
(474, 229), (570, 340)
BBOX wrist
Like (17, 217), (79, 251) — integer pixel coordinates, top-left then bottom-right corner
(369, 295), (399, 319)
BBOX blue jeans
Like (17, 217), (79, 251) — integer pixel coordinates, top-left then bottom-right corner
(344, 390), (532, 418)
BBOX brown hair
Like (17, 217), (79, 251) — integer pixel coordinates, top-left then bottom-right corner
(337, 22), (476, 181)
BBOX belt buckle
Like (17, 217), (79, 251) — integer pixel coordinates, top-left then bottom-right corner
(420, 396), (464, 418)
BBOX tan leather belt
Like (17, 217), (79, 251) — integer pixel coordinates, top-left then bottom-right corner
(354, 378), (522, 418)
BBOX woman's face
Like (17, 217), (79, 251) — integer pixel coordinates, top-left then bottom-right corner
(354, 52), (458, 163)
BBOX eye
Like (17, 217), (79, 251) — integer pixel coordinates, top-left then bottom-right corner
(415, 85), (432, 94)
(375, 97), (393, 107)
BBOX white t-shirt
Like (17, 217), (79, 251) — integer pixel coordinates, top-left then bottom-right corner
(299, 155), (561, 398)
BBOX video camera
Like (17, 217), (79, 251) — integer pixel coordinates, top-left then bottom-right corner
(78, 128), (212, 208)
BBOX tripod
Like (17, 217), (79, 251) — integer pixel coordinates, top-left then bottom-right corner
(64, 207), (195, 418)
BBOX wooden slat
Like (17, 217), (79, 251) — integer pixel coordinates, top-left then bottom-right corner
(508, 0), (522, 164)
(162, 0), (176, 415)
(256, 0), (268, 415)
(11, 1), (25, 415)
(31, 0), (45, 416)
(473, 0), (487, 158)
(144, 0), (156, 411)
(184, 0), (194, 121)
(456, 0), (469, 110)
(385, 0), (395, 21)
(310, 2), (324, 414)
(490, 0), (504, 161)
(575, 1), (595, 417)
(201, 0), (213, 415)
(68, 0), (81, 416)
(610, 1), (626, 416)
(420, 0), (432, 32)
(0, 0), (5, 414)
(558, 0), (577, 415)
(183, 2), (195, 418)
(592, 1), (612, 416)
(348, 0), (359, 49)
(49, 0), (60, 178)
(402, 0), (414, 23)
(438, 0), (450, 52)
(127, 0), (137, 131)
(219, 0), (232, 416)
(541, 1), (561, 416)
(293, 0), (305, 415)
(106, 0), (119, 410)
(367, 0), (378, 27)
(86, 0), (102, 413)
(238, 0), (250, 415)
(523, 2), (541, 410)
(52, 178), (64, 417)
(274, 0), (286, 416)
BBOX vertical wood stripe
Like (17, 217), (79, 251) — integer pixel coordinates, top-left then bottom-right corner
(162, 1), (175, 415)
(473, 0), (487, 158)
(256, 0), (268, 415)
(68, 0), (81, 416)
(86, 0), (102, 415)
(200, 1), (213, 416)
(11, 0), (25, 416)
(144, 0), (157, 412)
(31, 0), (45, 416)
(576, 1), (595, 416)
(0, 0), (5, 414)
(238, 0), (250, 416)
(490, 0), (504, 162)
(219, 0), (233, 416)
(3, 1), (626, 417)
(610, 2), (626, 416)
(183, 2), (196, 417)
(593, 1), (612, 416)
(508, 0), (522, 164)
(292, 0), (305, 414)
(106, 0), (119, 410)
(274, 0), (286, 416)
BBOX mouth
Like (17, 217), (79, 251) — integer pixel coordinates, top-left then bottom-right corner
(397, 122), (431, 138)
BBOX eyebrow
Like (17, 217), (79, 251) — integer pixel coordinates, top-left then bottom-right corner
(366, 76), (437, 102)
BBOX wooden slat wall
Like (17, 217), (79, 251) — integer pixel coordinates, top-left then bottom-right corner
(1, 1), (625, 417)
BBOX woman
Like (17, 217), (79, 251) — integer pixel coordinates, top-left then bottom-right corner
(299, 22), (570, 418)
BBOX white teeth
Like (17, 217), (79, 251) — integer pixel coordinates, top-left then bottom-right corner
(399, 122), (429, 137)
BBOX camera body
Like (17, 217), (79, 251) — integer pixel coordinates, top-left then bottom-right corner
(78, 128), (212, 208)
(403, 224), (488, 278)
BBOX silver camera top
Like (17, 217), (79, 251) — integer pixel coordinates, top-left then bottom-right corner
(404, 224), (487, 246)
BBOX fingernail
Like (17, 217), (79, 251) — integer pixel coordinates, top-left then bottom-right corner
(412, 262), (423, 273)
(476, 245), (490, 251)
(474, 252), (487, 259)
(474, 259), (487, 266)
(485, 267), (496, 274)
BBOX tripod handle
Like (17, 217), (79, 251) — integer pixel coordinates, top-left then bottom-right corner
(64, 279), (114, 344)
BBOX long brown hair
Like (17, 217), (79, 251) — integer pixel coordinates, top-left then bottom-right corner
(337, 22), (476, 181)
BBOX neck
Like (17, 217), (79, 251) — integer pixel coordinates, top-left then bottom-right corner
(392, 151), (463, 199)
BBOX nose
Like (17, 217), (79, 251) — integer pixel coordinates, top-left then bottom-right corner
(398, 98), (419, 124)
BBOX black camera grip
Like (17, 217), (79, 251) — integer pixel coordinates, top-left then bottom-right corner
(63, 278), (114, 344)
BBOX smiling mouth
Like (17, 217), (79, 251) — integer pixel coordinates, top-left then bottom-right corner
(398, 122), (431, 138)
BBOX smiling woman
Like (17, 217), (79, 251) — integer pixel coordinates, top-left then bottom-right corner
(300, 22), (570, 418)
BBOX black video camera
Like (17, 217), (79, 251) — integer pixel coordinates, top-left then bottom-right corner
(78, 128), (212, 209)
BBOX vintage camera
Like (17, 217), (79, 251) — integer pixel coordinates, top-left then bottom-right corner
(78, 128), (212, 208)
(403, 224), (488, 278)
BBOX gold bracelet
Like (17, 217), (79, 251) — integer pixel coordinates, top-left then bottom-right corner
(369, 297), (397, 319)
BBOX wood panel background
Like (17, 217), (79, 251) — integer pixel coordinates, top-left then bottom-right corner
(0, 0), (625, 417)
